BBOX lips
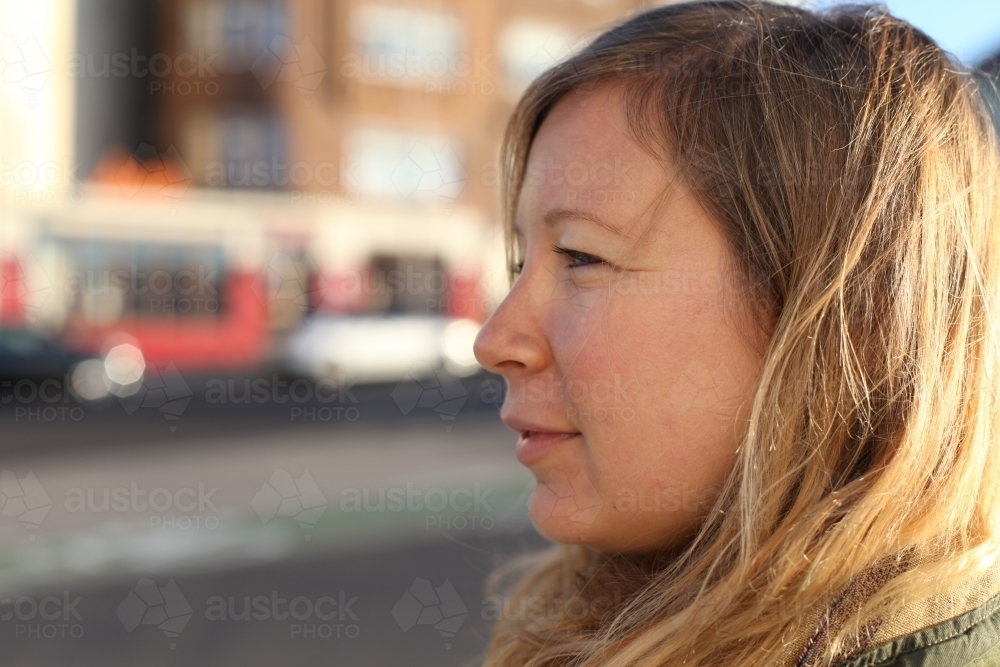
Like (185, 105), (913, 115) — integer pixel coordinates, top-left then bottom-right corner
(514, 429), (581, 466)
(500, 414), (581, 465)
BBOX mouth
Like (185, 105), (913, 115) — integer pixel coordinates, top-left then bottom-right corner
(516, 430), (581, 466)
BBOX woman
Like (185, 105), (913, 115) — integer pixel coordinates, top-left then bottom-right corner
(472, 1), (1000, 666)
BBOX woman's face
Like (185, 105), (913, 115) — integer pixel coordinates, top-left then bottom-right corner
(474, 83), (769, 553)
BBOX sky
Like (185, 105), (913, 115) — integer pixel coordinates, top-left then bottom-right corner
(816, 0), (1000, 65)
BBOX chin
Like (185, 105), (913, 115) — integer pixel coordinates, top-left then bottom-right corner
(530, 512), (602, 546)
(527, 478), (607, 545)
(528, 482), (702, 554)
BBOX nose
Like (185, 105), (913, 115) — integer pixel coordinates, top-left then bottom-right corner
(473, 281), (551, 378)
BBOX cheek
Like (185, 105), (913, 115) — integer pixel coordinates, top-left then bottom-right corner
(573, 291), (749, 492)
(571, 292), (687, 428)
(530, 285), (758, 551)
(544, 291), (613, 384)
(544, 293), (627, 420)
(546, 285), (607, 341)
(607, 289), (752, 422)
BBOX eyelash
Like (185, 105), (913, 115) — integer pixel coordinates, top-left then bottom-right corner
(552, 245), (608, 269)
(510, 247), (609, 275)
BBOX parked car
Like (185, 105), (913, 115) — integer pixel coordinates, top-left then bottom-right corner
(0, 328), (93, 381)
(283, 314), (481, 384)
(0, 328), (146, 402)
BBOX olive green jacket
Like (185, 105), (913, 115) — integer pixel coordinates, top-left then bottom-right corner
(837, 591), (1000, 667)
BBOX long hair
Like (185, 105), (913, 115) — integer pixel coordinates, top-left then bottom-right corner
(483, 2), (1000, 666)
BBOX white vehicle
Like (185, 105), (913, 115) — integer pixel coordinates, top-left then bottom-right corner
(284, 314), (481, 384)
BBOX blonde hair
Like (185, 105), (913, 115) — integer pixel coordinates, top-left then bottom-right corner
(484, 2), (1000, 666)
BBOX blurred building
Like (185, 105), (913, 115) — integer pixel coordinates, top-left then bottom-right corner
(1, 0), (652, 373)
(154, 0), (642, 209)
(146, 0), (649, 334)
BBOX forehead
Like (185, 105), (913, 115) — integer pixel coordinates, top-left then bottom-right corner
(534, 83), (640, 158)
(517, 83), (672, 238)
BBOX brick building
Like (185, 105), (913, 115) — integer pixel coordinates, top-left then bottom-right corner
(152, 0), (649, 210)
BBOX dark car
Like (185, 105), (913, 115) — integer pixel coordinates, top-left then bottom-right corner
(0, 329), (93, 380)
(0, 328), (114, 403)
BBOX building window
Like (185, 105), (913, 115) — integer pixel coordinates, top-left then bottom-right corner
(63, 240), (227, 323)
(184, 0), (286, 74)
(347, 128), (466, 203)
(346, 4), (463, 88)
(220, 113), (286, 187)
(184, 111), (285, 188)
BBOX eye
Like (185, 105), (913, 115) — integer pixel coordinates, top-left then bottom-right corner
(553, 245), (609, 269)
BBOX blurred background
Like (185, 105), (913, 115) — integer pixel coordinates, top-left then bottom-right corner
(1, 0), (999, 664)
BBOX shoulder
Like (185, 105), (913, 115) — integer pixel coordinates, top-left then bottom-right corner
(838, 591), (1000, 667)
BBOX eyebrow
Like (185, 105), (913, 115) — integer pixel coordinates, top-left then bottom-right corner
(513, 207), (632, 239)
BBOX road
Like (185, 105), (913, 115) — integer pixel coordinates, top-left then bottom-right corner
(0, 370), (508, 457)
(0, 370), (551, 666)
(0, 528), (551, 667)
